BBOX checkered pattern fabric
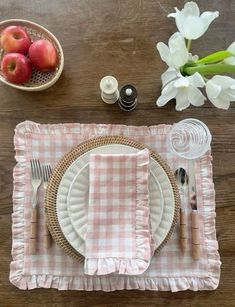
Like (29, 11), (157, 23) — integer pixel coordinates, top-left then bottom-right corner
(84, 149), (152, 275)
(10, 121), (221, 291)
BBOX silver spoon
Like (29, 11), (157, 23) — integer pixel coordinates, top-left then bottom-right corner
(175, 167), (188, 252)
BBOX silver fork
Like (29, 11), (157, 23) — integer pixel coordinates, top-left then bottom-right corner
(30, 159), (42, 254)
(42, 164), (52, 250)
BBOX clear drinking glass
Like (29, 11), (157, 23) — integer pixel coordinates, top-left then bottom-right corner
(167, 118), (212, 160)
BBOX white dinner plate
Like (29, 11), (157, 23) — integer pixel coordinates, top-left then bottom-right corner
(56, 144), (175, 256)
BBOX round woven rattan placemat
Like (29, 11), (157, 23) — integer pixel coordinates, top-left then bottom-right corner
(45, 136), (180, 263)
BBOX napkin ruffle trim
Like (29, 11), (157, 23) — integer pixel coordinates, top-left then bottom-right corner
(10, 121), (221, 291)
(135, 148), (152, 261)
(84, 258), (151, 276)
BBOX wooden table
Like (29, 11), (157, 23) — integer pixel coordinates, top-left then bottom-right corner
(0, 0), (234, 306)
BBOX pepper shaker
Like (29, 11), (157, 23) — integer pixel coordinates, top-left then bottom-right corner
(118, 84), (138, 111)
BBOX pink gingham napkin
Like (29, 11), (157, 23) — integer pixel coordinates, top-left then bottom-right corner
(84, 149), (152, 275)
(10, 121), (221, 291)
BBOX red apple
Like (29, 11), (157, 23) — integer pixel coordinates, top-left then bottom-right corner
(0, 25), (31, 54)
(1, 53), (32, 84)
(29, 39), (58, 72)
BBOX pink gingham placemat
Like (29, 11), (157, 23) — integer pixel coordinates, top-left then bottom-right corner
(85, 149), (152, 276)
(10, 121), (221, 291)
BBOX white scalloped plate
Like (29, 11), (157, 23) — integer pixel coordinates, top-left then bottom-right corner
(56, 144), (175, 256)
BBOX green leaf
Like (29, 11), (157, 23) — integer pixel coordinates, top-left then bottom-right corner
(194, 50), (234, 65)
(184, 63), (235, 76)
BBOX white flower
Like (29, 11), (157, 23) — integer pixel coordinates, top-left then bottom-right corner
(206, 75), (235, 109)
(160, 67), (181, 87)
(224, 42), (235, 65)
(156, 32), (189, 69)
(168, 1), (219, 40)
(156, 71), (206, 111)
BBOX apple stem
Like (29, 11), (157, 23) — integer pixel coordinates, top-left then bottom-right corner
(13, 33), (21, 40)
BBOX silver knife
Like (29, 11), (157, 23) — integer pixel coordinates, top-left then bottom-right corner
(188, 160), (200, 260)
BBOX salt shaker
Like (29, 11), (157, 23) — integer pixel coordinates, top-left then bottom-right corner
(100, 76), (119, 104)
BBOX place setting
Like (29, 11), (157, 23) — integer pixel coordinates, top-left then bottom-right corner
(9, 117), (220, 291)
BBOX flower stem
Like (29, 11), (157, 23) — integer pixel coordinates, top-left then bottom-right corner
(184, 63), (235, 75)
(194, 50), (234, 65)
(187, 39), (192, 51)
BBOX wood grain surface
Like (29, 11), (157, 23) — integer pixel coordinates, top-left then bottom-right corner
(0, 0), (234, 306)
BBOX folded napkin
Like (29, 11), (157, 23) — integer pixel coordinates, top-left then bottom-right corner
(84, 149), (152, 275)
